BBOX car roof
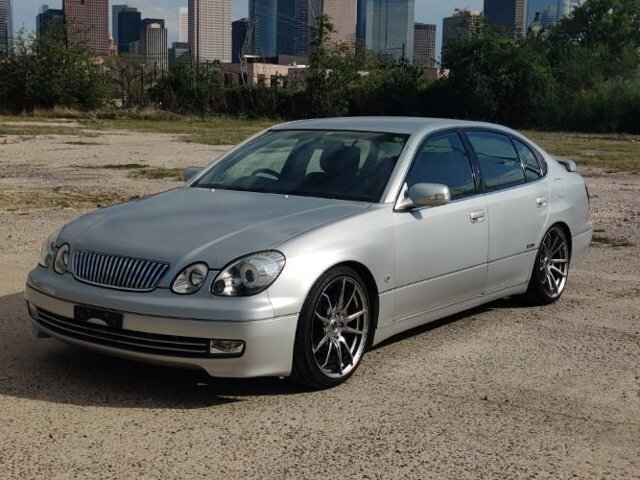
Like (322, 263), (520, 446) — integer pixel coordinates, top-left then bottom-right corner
(271, 117), (512, 136)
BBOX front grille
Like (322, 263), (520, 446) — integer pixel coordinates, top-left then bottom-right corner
(72, 251), (170, 291)
(34, 309), (211, 358)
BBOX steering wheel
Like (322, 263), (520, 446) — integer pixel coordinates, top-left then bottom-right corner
(252, 168), (280, 179)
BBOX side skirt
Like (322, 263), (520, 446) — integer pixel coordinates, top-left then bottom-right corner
(371, 283), (528, 346)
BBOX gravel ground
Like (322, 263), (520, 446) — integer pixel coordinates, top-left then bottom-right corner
(0, 129), (638, 479)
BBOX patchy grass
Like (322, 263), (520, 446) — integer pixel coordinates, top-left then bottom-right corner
(525, 131), (640, 174)
(83, 116), (274, 145)
(591, 234), (634, 247)
(0, 187), (133, 211)
(0, 123), (97, 137)
(78, 163), (184, 181)
(129, 166), (184, 181)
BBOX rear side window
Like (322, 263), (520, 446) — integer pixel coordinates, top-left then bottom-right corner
(467, 132), (525, 192)
(513, 138), (543, 181)
(407, 132), (476, 200)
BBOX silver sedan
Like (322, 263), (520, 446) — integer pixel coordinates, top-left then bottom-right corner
(25, 117), (593, 388)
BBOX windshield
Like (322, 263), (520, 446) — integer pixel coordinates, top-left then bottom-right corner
(192, 130), (410, 202)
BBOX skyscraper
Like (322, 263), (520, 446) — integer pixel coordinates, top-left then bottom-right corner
(179, 7), (188, 43)
(484, 0), (527, 37)
(0, 0), (12, 56)
(63, 0), (109, 56)
(527, 0), (583, 28)
(37, 4), (64, 36)
(188, 0), (232, 63)
(318, 0), (357, 45)
(249, 0), (278, 57)
(118, 6), (141, 54)
(112, 4), (127, 48)
(441, 10), (482, 67)
(232, 17), (248, 62)
(140, 18), (168, 73)
(357, 0), (415, 63)
(413, 23), (436, 66)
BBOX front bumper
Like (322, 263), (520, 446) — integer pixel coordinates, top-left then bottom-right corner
(25, 273), (299, 378)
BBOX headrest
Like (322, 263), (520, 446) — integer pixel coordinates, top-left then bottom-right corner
(320, 145), (360, 176)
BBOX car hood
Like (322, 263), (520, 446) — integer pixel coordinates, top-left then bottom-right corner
(61, 188), (371, 268)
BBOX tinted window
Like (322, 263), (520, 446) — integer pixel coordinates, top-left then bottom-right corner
(407, 133), (476, 200)
(467, 132), (526, 192)
(513, 138), (543, 181)
(193, 130), (409, 203)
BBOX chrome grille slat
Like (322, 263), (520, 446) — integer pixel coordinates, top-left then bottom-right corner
(72, 251), (169, 291)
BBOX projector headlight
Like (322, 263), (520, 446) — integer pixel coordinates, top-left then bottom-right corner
(53, 244), (71, 275)
(171, 263), (209, 294)
(211, 251), (285, 297)
(39, 227), (62, 268)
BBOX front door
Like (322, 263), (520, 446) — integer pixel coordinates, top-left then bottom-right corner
(393, 131), (489, 323)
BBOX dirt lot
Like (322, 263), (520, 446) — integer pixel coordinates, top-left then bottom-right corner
(0, 124), (638, 479)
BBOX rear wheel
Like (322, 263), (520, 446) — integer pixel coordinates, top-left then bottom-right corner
(290, 267), (371, 389)
(525, 225), (570, 305)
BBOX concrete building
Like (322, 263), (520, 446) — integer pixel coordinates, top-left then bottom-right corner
(413, 23), (436, 66)
(36, 4), (64, 36)
(357, 0), (415, 63)
(112, 5), (127, 48)
(117, 6), (141, 54)
(0, 0), (13, 55)
(220, 57), (308, 87)
(140, 18), (168, 73)
(232, 17), (248, 63)
(179, 7), (188, 43)
(293, 0), (357, 56)
(484, 0), (527, 37)
(441, 10), (481, 67)
(63, 0), (109, 56)
(188, 0), (232, 63)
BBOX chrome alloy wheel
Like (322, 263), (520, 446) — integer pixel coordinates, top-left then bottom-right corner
(311, 276), (369, 379)
(539, 227), (569, 299)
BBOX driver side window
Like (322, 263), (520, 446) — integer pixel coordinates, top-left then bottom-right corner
(407, 132), (476, 201)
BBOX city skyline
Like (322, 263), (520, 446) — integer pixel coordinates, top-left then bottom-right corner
(12, 0), (483, 59)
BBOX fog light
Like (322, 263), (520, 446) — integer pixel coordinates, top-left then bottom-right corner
(209, 339), (245, 356)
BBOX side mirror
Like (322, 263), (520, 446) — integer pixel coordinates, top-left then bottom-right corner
(183, 167), (202, 181)
(554, 157), (577, 173)
(396, 183), (451, 211)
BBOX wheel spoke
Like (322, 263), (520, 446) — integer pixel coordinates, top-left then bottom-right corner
(321, 341), (333, 368)
(322, 293), (334, 313)
(549, 265), (565, 277)
(342, 326), (365, 336)
(313, 334), (329, 354)
(551, 258), (567, 264)
(345, 309), (366, 323)
(343, 287), (357, 313)
(335, 340), (344, 375)
(315, 312), (330, 325)
(337, 278), (346, 311)
(339, 336), (355, 366)
(546, 271), (556, 292)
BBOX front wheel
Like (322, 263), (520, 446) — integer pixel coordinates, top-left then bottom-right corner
(525, 225), (570, 305)
(290, 267), (371, 389)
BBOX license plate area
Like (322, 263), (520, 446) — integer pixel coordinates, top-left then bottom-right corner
(74, 306), (123, 329)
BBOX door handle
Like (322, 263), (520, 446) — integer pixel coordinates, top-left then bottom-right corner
(536, 196), (548, 208)
(470, 210), (485, 223)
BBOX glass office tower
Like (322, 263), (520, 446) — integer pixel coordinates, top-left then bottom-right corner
(357, 0), (415, 63)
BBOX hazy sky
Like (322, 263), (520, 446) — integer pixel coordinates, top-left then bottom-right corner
(13, 0), (484, 58)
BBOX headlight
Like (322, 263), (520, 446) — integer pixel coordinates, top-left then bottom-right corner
(171, 263), (209, 294)
(53, 244), (70, 274)
(212, 251), (285, 297)
(39, 228), (62, 268)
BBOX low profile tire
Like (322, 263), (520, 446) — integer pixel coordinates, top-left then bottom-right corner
(290, 267), (371, 389)
(525, 225), (570, 305)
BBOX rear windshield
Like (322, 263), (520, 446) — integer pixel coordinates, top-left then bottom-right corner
(192, 130), (410, 202)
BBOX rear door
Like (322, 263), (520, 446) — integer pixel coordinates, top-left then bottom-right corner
(464, 130), (550, 294)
